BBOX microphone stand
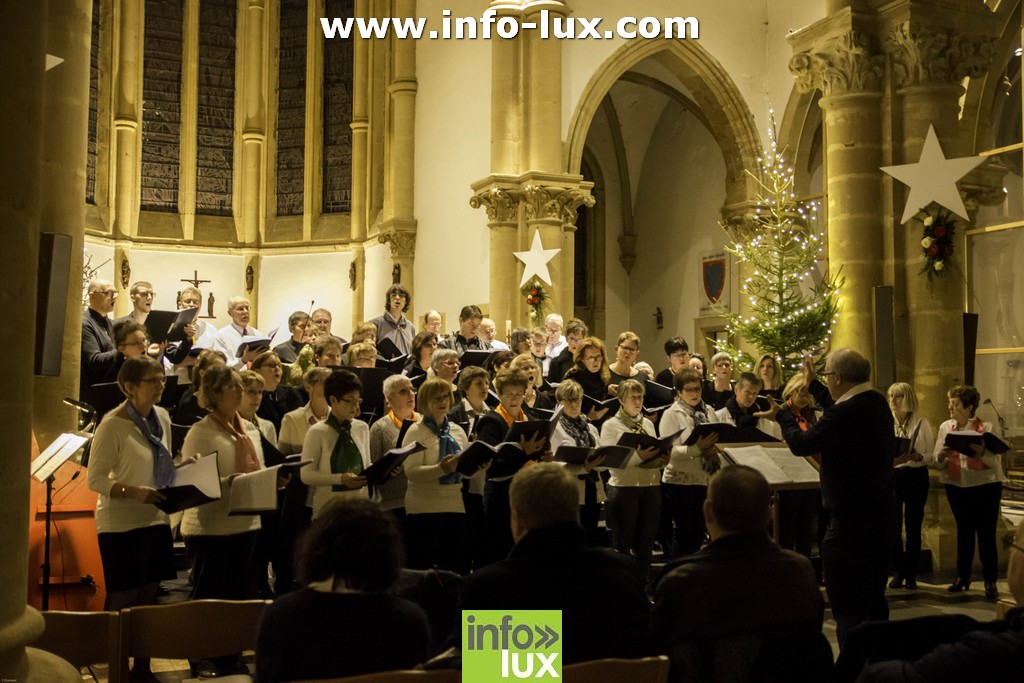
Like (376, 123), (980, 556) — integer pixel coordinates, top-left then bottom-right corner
(983, 398), (1008, 439)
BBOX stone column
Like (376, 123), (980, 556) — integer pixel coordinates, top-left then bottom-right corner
(350, 245), (366, 331)
(180, 0), (200, 240)
(470, 187), (520, 328)
(489, 1), (521, 175)
(34, 0), (94, 446)
(111, 0), (143, 240)
(239, 0), (267, 244)
(349, 0), (369, 328)
(0, 2), (79, 680)
(378, 0), (418, 312)
(524, 1), (563, 174)
(790, 28), (885, 361)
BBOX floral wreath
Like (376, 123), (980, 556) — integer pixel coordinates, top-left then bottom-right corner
(920, 210), (955, 281)
(521, 278), (547, 320)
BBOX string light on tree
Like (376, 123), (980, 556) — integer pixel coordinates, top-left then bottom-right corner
(713, 112), (842, 378)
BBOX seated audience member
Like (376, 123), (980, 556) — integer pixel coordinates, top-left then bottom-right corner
(844, 516), (1024, 683)
(211, 296), (262, 369)
(715, 372), (782, 438)
(543, 313), (567, 377)
(404, 330), (438, 378)
(300, 369), (371, 517)
(313, 335), (344, 367)
(272, 311), (309, 363)
(173, 349), (227, 426)
(368, 374), (417, 516)
(547, 318), (587, 384)
(371, 284), (415, 356)
(422, 309), (442, 335)
(460, 463), (650, 664)
(81, 279), (119, 401)
(704, 352), (735, 410)
(509, 326), (531, 356)
(254, 499), (431, 683)
(311, 307), (347, 344)
(252, 351), (303, 433)
(655, 336), (690, 387)
(652, 465), (831, 683)
(345, 340), (377, 368)
(608, 331), (646, 394)
(756, 353), (783, 400)
(440, 305), (488, 355)
(479, 317), (509, 351)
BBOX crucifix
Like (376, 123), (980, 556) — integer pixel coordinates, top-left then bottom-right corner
(178, 270), (215, 319)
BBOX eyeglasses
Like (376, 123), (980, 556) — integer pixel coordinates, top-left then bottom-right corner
(395, 387), (416, 396)
(98, 290), (117, 297)
(124, 339), (150, 347)
(681, 385), (702, 393)
(583, 354), (603, 362)
(338, 397), (362, 406)
(501, 392), (526, 400)
(619, 346), (638, 353)
(443, 360), (460, 366)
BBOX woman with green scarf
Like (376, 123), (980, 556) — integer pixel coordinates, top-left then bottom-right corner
(300, 369), (370, 518)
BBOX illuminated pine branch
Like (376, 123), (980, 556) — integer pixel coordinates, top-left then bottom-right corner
(713, 115), (842, 381)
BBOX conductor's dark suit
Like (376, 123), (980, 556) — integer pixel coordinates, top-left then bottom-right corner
(80, 307), (117, 399)
(777, 380), (895, 650)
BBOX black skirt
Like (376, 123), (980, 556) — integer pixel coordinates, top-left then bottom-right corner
(97, 524), (177, 592)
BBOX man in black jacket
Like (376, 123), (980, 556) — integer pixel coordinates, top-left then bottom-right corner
(80, 279), (119, 402)
(776, 348), (895, 651)
(460, 463), (650, 664)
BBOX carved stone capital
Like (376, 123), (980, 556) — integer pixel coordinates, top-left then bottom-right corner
(377, 230), (417, 259)
(521, 184), (595, 226)
(470, 188), (519, 223)
(885, 22), (995, 89)
(790, 31), (884, 96)
(960, 157), (1009, 221)
(719, 201), (760, 242)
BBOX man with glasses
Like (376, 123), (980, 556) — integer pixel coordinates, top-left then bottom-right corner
(311, 307), (347, 345)
(81, 279), (120, 400)
(548, 318), (587, 383)
(115, 281), (155, 326)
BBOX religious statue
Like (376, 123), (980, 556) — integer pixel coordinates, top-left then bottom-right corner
(349, 262), (357, 290)
(392, 263), (401, 285)
(245, 264), (255, 293)
(207, 292), (215, 318)
(120, 255), (131, 288)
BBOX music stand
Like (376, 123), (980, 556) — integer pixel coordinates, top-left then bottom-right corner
(31, 432), (91, 610)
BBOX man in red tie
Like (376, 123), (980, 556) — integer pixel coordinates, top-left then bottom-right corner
(212, 295), (262, 369)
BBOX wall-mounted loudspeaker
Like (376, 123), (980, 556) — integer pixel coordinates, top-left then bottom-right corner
(35, 233), (72, 377)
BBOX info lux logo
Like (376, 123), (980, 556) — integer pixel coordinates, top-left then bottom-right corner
(463, 610), (562, 680)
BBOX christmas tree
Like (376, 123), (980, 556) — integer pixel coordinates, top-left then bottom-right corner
(715, 117), (842, 380)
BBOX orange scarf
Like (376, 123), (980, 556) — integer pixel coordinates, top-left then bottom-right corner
(497, 404), (524, 426)
(210, 411), (261, 474)
(388, 409), (418, 429)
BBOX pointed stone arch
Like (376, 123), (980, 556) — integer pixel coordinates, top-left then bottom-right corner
(564, 39), (762, 211)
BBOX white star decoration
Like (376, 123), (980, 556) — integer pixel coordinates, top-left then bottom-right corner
(881, 125), (986, 224)
(513, 230), (560, 288)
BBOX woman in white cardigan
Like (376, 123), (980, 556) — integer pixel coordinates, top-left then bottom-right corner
(299, 369), (371, 518)
(887, 382), (935, 590)
(88, 356), (180, 682)
(659, 368), (720, 557)
(181, 365), (266, 678)
(933, 384), (1005, 598)
(599, 378), (664, 577)
(403, 377), (476, 574)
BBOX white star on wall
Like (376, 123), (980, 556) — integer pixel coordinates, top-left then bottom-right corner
(881, 124), (986, 224)
(513, 230), (560, 287)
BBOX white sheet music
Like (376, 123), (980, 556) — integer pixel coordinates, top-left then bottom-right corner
(723, 445), (819, 486)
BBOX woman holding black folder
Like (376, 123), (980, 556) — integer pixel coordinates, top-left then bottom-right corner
(509, 353), (555, 417)
(88, 355), (181, 682)
(934, 384), (1005, 598)
(563, 337), (612, 422)
(403, 330), (437, 378)
(886, 382), (934, 590)
(550, 379), (606, 545)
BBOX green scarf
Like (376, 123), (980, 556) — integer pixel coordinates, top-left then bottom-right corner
(617, 407), (646, 434)
(327, 414), (364, 491)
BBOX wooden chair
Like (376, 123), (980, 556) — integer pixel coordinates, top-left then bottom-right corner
(562, 655), (671, 683)
(293, 670), (461, 683)
(32, 610), (121, 683)
(119, 599), (270, 681)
